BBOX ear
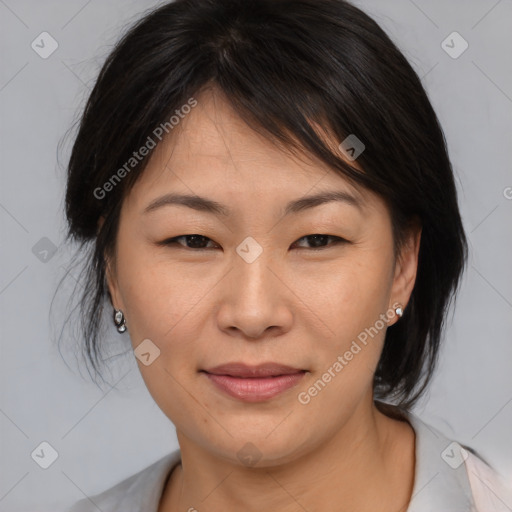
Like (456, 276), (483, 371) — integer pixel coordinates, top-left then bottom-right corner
(104, 251), (121, 310)
(389, 219), (422, 324)
(98, 215), (122, 310)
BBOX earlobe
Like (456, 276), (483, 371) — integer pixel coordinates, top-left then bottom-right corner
(104, 257), (128, 333)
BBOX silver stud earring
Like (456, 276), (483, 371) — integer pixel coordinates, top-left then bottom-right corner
(113, 308), (127, 333)
(395, 305), (403, 318)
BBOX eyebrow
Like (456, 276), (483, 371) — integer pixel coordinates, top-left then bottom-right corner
(143, 190), (364, 217)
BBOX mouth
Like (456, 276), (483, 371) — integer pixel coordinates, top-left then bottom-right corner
(202, 362), (305, 378)
(200, 362), (306, 402)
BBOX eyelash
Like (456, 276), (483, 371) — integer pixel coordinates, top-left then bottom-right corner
(158, 234), (348, 251)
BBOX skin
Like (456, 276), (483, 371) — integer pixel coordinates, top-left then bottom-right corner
(103, 87), (422, 512)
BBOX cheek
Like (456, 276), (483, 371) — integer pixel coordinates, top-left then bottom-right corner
(293, 258), (392, 425)
(294, 249), (393, 347)
(115, 245), (223, 400)
(115, 239), (203, 341)
(292, 246), (394, 412)
(115, 252), (211, 425)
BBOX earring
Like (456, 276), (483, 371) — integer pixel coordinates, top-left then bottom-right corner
(395, 305), (404, 318)
(113, 308), (127, 333)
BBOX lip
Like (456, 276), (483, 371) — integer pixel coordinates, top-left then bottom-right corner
(202, 362), (304, 378)
(202, 372), (306, 402)
(201, 362), (306, 402)
(203, 362), (304, 378)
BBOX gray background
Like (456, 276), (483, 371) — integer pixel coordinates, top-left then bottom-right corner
(0, 0), (511, 510)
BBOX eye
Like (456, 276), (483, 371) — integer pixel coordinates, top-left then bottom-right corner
(158, 233), (347, 251)
(159, 234), (219, 250)
(291, 234), (347, 250)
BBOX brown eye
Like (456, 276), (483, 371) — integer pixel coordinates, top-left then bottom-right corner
(159, 234), (219, 250)
(292, 234), (346, 250)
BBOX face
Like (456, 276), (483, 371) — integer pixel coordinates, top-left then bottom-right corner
(105, 87), (420, 466)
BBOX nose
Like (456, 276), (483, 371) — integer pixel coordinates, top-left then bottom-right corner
(216, 247), (293, 340)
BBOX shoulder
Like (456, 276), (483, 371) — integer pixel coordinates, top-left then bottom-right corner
(464, 449), (512, 511)
(382, 404), (512, 511)
(68, 449), (181, 512)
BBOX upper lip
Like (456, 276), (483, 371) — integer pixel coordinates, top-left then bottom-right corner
(202, 362), (305, 378)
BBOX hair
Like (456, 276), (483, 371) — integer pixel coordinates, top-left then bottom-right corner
(61, 0), (468, 409)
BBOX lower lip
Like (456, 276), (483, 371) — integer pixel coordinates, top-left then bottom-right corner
(202, 371), (306, 402)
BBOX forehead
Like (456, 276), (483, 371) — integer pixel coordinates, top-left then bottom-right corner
(160, 89), (338, 175)
(123, 87), (373, 213)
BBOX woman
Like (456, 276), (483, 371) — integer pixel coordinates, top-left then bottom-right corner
(65, 0), (510, 510)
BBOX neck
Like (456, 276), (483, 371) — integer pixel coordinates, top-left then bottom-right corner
(159, 399), (415, 512)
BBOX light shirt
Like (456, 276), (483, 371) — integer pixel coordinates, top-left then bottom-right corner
(69, 410), (512, 511)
